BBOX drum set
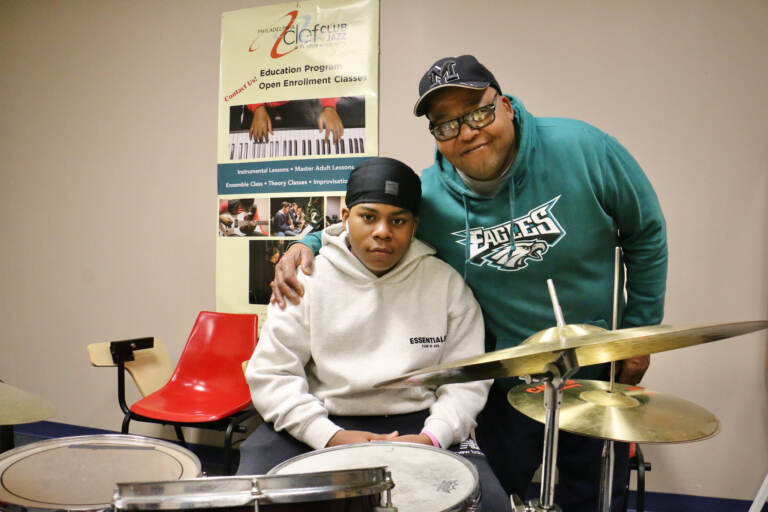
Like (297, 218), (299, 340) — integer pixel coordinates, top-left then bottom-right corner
(376, 315), (766, 511)
(1, 291), (767, 511)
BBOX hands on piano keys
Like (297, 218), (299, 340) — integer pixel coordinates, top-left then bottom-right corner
(228, 128), (365, 160)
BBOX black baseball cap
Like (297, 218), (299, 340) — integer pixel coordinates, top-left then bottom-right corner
(346, 157), (421, 215)
(413, 55), (502, 117)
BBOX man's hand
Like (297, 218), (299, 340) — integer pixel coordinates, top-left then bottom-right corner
(616, 355), (650, 385)
(249, 106), (273, 142)
(270, 243), (315, 308)
(317, 107), (344, 144)
(326, 429), (399, 447)
(389, 433), (433, 446)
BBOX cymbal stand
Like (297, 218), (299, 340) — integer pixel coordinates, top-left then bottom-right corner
(598, 248), (622, 512)
(515, 281), (580, 512)
(523, 352), (579, 511)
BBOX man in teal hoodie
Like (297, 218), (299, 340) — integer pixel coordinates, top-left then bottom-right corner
(272, 55), (667, 511)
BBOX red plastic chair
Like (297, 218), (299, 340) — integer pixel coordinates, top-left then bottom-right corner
(111, 311), (258, 474)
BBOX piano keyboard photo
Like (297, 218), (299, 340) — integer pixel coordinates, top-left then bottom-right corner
(228, 128), (365, 160)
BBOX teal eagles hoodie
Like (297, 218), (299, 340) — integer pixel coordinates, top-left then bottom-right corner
(302, 96), (667, 385)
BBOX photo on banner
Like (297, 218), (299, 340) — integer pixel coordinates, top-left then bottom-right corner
(247, 194), (346, 306)
(218, 197), (270, 237)
(227, 96), (366, 160)
(216, 0), (379, 321)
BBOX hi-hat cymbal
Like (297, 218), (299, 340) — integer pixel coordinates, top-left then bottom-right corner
(375, 321), (768, 388)
(507, 379), (720, 443)
(0, 381), (56, 425)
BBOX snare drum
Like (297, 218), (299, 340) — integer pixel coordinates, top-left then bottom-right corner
(113, 468), (393, 511)
(269, 442), (480, 512)
(0, 434), (200, 512)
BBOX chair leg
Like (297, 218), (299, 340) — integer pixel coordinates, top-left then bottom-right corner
(0, 425), (15, 453)
(174, 425), (186, 446)
(225, 421), (236, 475)
(121, 412), (132, 434)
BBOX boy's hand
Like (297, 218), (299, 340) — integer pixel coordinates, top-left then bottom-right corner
(389, 434), (433, 446)
(326, 429), (399, 447)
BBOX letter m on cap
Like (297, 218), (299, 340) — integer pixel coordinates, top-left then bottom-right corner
(429, 61), (459, 86)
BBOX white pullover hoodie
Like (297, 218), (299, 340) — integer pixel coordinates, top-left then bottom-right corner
(246, 223), (491, 450)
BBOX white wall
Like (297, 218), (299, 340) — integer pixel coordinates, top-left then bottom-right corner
(1, 0), (766, 501)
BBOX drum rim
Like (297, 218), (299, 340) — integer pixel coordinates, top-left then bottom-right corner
(269, 441), (479, 479)
(0, 434), (200, 470)
(268, 441), (481, 511)
(0, 434), (202, 512)
(113, 468), (393, 509)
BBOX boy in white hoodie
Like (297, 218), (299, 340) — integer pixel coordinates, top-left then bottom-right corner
(238, 157), (510, 510)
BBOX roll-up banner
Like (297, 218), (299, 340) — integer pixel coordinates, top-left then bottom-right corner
(216, 0), (379, 323)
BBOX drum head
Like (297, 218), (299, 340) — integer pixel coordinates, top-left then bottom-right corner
(0, 434), (201, 511)
(269, 442), (479, 512)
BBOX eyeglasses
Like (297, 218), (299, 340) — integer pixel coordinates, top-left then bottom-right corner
(429, 94), (498, 141)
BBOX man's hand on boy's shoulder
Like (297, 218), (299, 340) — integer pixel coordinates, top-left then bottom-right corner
(326, 429), (399, 447)
(270, 243), (316, 308)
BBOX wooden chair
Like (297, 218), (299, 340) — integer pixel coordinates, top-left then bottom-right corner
(88, 336), (173, 397)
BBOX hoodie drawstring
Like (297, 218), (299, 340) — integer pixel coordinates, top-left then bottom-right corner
(461, 176), (518, 279)
(462, 194), (470, 280)
(508, 177), (517, 251)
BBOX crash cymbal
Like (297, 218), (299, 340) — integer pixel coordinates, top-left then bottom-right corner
(507, 379), (719, 443)
(0, 382), (56, 425)
(375, 321), (768, 388)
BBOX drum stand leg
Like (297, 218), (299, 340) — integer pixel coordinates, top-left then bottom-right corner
(598, 440), (615, 512)
(748, 470), (768, 512)
(516, 349), (578, 512)
(598, 247), (623, 512)
(514, 280), (579, 512)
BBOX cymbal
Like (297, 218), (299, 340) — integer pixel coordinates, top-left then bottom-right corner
(507, 379), (720, 443)
(375, 321), (768, 388)
(0, 381), (56, 426)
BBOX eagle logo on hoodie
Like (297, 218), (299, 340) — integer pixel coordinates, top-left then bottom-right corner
(453, 196), (565, 271)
